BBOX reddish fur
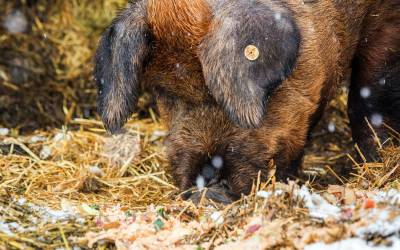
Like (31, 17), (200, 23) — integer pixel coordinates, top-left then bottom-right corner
(96, 0), (400, 200)
(147, 0), (211, 47)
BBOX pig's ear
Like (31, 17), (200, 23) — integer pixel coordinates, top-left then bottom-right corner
(94, 2), (152, 134)
(199, 1), (300, 128)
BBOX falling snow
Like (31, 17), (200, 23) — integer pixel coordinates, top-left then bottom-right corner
(360, 87), (371, 99)
(211, 155), (224, 169)
(274, 12), (282, 21)
(370, 113), (383, 127)
(328, 122), (336, 133)
(3, 10), (28, 34)
(196, 175), (205, 191)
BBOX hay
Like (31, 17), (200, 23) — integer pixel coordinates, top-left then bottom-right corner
(0, 118), (175, 208)
(0, 103), (398, 250)
(0, 117), (177, 249)
(0, 0), (127, 132)
(0, 1), (399, 249)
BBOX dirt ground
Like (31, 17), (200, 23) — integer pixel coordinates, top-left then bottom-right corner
(0, 1), (399, 249)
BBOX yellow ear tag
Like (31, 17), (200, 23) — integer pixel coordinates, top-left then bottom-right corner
(244, 45), (260, 61)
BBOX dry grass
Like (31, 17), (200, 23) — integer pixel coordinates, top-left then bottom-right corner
(0, 117), (175, 208)
(0, 1), (399, 249)
(0, 117), (179, 249)
(0, 89), (398, 250)
(0, 0), (126, 131)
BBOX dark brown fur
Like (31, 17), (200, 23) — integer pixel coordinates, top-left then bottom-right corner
(348, 0), (400, 160)
(94, 0), (400, 202)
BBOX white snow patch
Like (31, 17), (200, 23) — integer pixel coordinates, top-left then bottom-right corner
(7, 222), (25, 232)
(23, 201), (79, 224)
(0, 197), (79, 236)
(357, 211), (400, 238)
(29, 135), (47, 143)
(0, 128), (10, 136)
(257, 191), (271, 199)
(296, 186), (341, 220)
(0, 222), (14, 236)
(17, 197), (27, 206)
(373, 189), (400, 205)
(40, 146), (52, 159)
(257, 189), (283, 199)
(306, 237), (400, 250)
(89, 165), (105, 177)
(306, 189), (400, 250)
(211, 211), (224, 225)
(53, 132), (71, 142)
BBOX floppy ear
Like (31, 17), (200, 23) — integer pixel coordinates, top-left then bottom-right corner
(94, 1), (152, 134)
(199, 0), (300, 128)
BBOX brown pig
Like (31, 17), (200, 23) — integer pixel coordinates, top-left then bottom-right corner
(94, 0), (400, 203)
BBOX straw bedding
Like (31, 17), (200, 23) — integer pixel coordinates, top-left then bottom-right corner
(0, 1), (399, 249)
